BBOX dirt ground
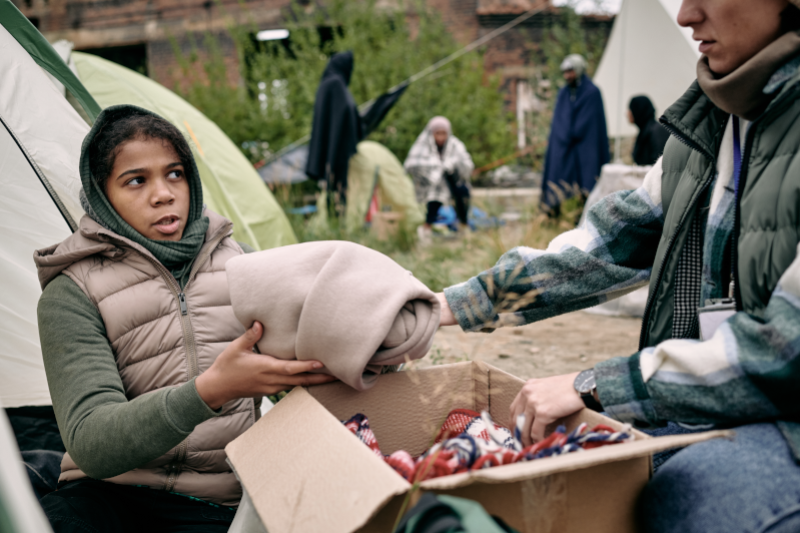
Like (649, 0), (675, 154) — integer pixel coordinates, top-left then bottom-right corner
(409, 310), (642, 380)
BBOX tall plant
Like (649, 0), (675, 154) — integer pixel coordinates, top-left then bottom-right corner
(172, 0), (514, 169)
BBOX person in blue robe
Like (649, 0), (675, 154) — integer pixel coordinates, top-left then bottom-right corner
(541, 54), (610, 216)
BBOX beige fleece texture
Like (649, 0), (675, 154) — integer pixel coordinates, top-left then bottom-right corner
(226, 241), (440, 390)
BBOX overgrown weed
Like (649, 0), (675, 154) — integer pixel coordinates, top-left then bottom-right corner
(280, 190), (569, 292)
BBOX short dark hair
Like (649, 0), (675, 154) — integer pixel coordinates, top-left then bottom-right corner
(88, 110), (193, 190)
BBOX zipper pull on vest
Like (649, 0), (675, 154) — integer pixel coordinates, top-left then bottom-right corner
(729, 280), (735, 299)
(179, 293), (188, 315)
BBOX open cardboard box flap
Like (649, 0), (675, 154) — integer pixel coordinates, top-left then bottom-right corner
(226, 361), (731, 533)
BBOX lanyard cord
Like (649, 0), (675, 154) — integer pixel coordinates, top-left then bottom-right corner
(729, 116), (743, 298)
(732, 116), (743, 196)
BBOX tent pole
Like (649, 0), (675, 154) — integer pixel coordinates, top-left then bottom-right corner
(614, 0), (627, 163)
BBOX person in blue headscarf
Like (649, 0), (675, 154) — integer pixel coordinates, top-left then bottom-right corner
(540, 54), (610, 217)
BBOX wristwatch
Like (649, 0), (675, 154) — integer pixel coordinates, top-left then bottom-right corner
(574, 369), (603, 412)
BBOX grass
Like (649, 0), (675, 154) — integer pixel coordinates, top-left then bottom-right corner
(280, 190), (583, 293)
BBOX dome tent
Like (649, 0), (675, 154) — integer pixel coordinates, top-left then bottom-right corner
(0, 0), (95, 409)
(0, 4), (85, 528)
(0, 0), (297, 410)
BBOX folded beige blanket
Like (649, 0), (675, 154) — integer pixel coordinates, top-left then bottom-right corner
(226, 241), (441, 390)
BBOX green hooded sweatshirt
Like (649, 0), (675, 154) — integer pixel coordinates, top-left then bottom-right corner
(37, 106), (251, 485)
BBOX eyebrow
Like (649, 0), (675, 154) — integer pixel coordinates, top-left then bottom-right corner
(115, 161), (183, 181)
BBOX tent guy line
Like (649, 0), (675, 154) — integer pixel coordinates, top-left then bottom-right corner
(264, 6), (546, 166)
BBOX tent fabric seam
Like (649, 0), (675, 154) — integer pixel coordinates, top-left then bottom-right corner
(0, 0), (101, 121)
(0, 112), (78, 232)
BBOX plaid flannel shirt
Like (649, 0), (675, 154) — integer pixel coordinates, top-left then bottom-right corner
(444, 126), (800, 433)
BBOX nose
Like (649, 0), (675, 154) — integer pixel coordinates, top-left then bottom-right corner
(150, 177), (175, 206)
(676, 0), (703, 28)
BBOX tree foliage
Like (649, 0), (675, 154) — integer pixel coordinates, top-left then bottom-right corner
(172, 0), (515, 169)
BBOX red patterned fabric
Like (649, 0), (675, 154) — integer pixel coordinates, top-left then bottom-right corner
(433, 409), (509, 444)
(342, 410), (633, 483)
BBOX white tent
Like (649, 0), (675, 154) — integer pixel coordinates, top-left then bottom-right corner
(594, 0), (700, 140)
(0, 9), (92, 408)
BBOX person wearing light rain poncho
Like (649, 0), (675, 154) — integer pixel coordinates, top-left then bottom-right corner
(404, 116), (474, 237)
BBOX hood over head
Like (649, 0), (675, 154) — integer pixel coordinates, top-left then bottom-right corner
(77, 104), (209, 282)
(629, 95), (656, 130)
(427, 116), (451, 136)
(321, 51), (354, 86)
(560, 54), (587, 77)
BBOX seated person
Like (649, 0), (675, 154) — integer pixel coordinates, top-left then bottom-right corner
(436, 1), (800, 531)
(35, 105), (334, 533)
(404, 116), (474, 235)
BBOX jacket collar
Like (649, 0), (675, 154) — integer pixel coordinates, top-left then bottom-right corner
(34, 208), (233, 290)
(661, 57), (800, 161)
(660, 82), (729, 161)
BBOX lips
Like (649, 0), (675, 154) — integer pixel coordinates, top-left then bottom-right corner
(698, 40), (715, 54)
(153, 215), (181, 236)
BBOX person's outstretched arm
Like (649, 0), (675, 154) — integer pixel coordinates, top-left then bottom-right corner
(441, 159), (666, 331)
(511, 245), (800, 445)
(595, 244), (800, 428)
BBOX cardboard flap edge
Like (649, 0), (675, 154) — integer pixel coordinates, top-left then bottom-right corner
(226, 387), (411, 533)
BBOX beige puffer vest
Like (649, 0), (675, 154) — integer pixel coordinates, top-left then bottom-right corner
(36, 210), (254, 506)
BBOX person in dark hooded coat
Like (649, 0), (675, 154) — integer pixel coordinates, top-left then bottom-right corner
(541, 54), (610, 216)
(628, 95), (670, 166)
(305, 51), (363, 208)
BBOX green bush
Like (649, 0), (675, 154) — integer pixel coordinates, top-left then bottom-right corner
(172, 0), (515, 169)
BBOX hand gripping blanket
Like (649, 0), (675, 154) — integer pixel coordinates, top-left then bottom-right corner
(226, 241), (441, 390)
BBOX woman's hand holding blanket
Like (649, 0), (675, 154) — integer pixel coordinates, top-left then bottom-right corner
(195, 321), (336, 410)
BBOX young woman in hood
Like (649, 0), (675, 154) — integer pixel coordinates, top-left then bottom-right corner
(34, 105), (334, 532)
(437, 1), (800, 531)
(627, 95), (670, 166)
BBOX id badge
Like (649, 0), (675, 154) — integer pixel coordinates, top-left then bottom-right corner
(697, 298), (736, 341)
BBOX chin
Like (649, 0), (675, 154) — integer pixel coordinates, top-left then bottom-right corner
(708, 58), (735, 77)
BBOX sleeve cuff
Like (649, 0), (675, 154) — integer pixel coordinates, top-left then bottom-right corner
(595, 353), (659, 426)
(163, 378), (221, 434)
(443, 277), (499, 332)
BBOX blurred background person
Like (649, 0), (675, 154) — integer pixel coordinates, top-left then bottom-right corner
(404, 116), (474, 239)
(540, 54), (610, 218)
(306, 51), (363, 215)
(628, 95), (670, 166)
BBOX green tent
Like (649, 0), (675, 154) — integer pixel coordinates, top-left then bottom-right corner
(315, 141), (424, 233)
(346, 141), (424, 231)
(69, 51), (296, 250)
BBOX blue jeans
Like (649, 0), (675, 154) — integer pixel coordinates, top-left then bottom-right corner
(639, 423), (800, 533)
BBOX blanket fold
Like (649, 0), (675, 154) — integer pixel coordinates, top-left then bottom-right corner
(226, 241), (440, 390)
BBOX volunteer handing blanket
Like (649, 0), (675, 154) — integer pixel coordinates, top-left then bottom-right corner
(226, 241), (441, 390)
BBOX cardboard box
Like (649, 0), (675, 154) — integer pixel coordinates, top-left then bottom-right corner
(226, 361), (729, 533)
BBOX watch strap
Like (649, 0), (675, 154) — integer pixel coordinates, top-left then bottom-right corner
(580, 391), (603, 412)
